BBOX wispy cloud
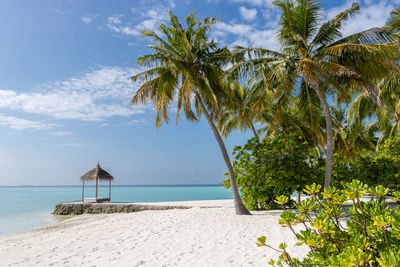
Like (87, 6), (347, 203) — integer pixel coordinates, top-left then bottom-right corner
(106, 15), (158, 37)
(239, 6), (257, 21)
(106, 1), (175, 36)
(325, 0), (396, 37)
(214, 21), (279, 49)
(214, 0), (397, 51)
(0, 115), (55, 130)
(49, 7), (66, 15)
(0, 66), (147, 122)
(81, 16), (93, 24)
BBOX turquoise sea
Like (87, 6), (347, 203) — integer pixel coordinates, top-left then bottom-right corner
(0, 185), (232, 237)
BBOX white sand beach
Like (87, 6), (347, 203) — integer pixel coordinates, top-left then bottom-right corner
(0, 200), (307, 266)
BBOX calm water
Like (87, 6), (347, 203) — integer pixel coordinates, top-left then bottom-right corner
(0, 185), (232, 237)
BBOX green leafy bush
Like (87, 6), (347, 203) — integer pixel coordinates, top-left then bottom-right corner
(223, 133), (323, 210)
(332, 136), (400, 190)
(257, 180), (400, 266)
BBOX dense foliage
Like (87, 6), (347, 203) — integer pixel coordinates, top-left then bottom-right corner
(132, 0), (400, 216)
(332, 136), (400, 190)
(257, 180), (400, 266)
(223, 133), (323, 210)
(224, 133), (400, 211)
(227, 0), (400, 187)
(130, 0), (400, 263)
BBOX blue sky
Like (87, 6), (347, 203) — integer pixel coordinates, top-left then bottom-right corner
(0, 0), (398, 185)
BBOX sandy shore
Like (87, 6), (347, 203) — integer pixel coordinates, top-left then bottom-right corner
(0, 199), (307, 266)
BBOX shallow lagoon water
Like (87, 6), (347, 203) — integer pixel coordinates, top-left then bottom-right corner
(0, 185), (232, 237)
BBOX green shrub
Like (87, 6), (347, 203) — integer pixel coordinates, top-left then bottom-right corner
(223, 133), (323, 210)
(257, 180), (400, 266)
(332, 136), (400, 190)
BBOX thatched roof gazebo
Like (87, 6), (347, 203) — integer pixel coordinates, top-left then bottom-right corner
(81, 162), (114, 203)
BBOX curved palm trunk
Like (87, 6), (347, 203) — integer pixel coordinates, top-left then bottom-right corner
(195, 93), (250, 215)
(313, 86), (333, 188)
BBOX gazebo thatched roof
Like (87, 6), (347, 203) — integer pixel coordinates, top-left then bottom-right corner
(81, 163), (114, 181)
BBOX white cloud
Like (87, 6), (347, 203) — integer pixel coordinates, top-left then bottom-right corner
(0, 66), (147, 123)
(0, 115), (54, 130)
(106, 16), (158, 37)
(49, 8), (65, 15)
(214, 21), (279, 50)
(232, 0), (279, 21)
(106, 15), (143, 36)
(216, 0), (397, 51)
(81, 16), (92, 24)
(168, 0), (176, 8)
(107, 15), (123, 25)
(239, 6), (257, 21)
(107, 2), (174, 37)
(215, 22), (253, 36)
(325, 1), (396, 38)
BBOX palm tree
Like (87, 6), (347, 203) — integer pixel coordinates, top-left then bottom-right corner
(229, 0), (399, 187)
(258, 98), (325, 156)
(131, 12), (250, 215)
(331, 104), (376, 157)
(217, 80), (265, 139)
(347, 78), (400, 149)
(344, 6), (400, 148)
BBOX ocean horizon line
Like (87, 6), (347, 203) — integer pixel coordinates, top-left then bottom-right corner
(0, 184), (224, 188)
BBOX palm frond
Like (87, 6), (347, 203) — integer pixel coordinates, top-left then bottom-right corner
(312, 2), (359, 47)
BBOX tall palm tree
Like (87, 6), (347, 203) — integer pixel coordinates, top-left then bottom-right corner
(131, 12), (250, 215)
(217, 80), (265, 139)
(229, 0), (399, 187)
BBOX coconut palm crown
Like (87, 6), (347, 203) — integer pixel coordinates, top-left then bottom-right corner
(229, 0), (400, 187)
(217, 79), (266, 139)
(131, 12), (250, 215)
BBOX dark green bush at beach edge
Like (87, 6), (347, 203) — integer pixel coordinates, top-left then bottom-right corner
(223, 133), (323, 210)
